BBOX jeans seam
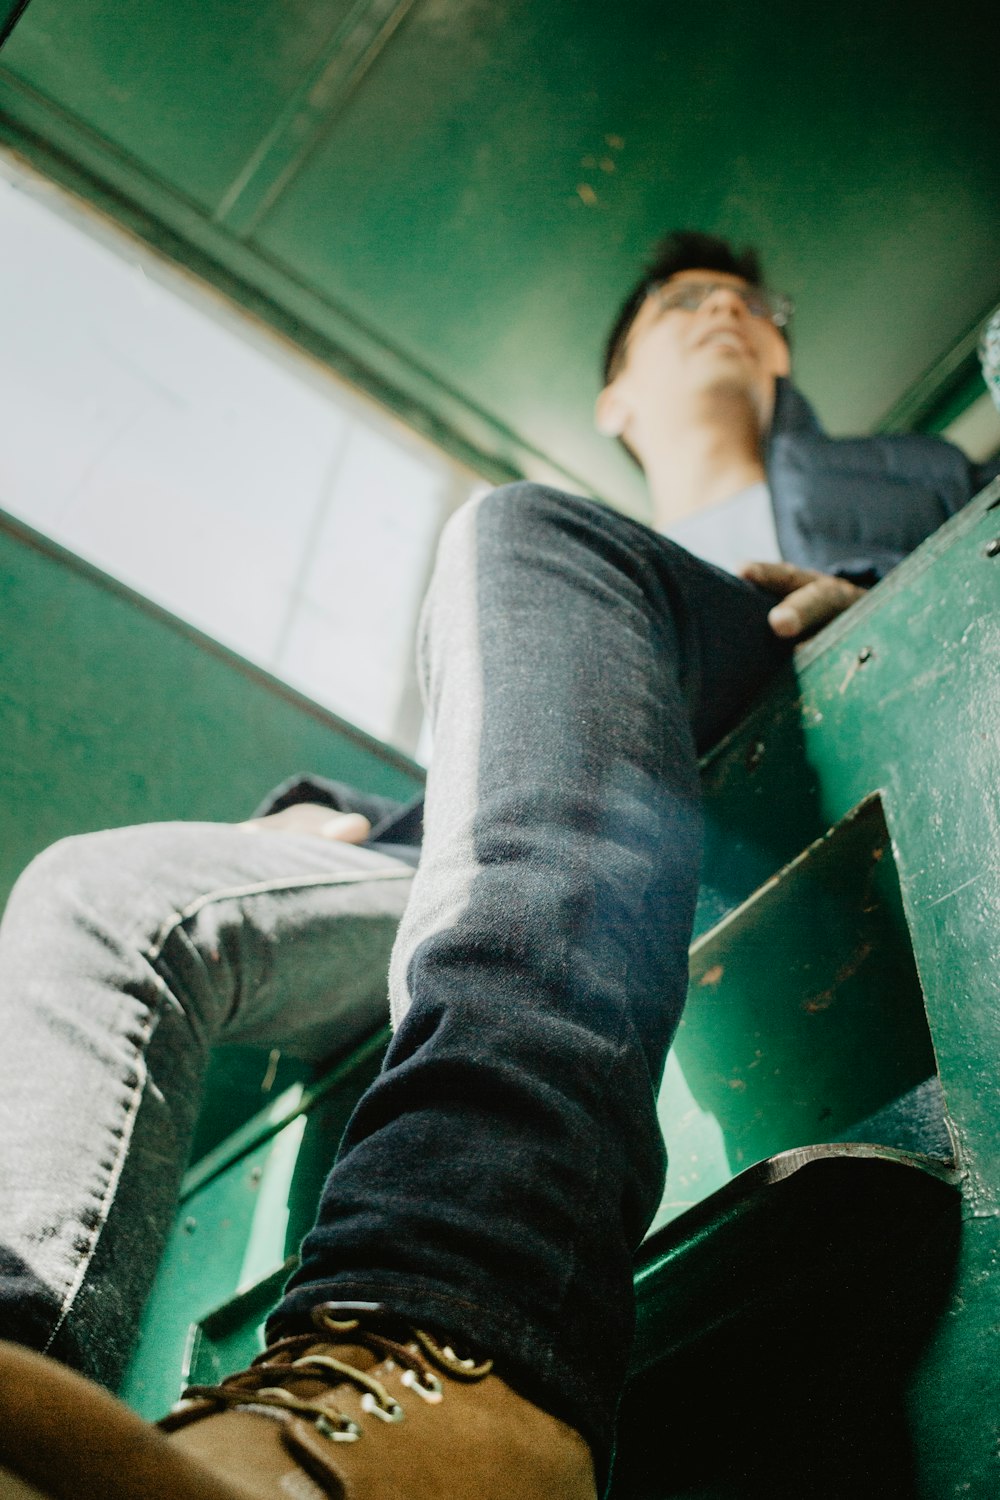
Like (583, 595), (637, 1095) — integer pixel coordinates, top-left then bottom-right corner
(145, 867), (413, 963)
(41, 981), (162, 1358)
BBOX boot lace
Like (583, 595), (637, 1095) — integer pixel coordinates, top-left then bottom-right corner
(168, 1303), (493, 1444)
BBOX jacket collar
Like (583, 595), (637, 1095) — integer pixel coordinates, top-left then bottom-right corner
(768, 377), (825, 445)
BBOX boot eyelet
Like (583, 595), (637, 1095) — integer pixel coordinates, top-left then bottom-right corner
(361, 1393), (404, 1423)
(401, 1369), (444, 1404)
(315, 1414), (361, 1443)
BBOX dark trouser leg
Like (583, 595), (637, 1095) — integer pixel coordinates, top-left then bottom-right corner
(274, 483), (791, 1480)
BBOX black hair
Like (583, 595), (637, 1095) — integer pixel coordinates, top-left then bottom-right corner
(602, 230), (768, 383)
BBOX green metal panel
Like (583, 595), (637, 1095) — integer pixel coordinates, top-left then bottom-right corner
(120, 1031), (387, 1417)
(1, 0), (997, 517)
(0, 0), (361, 211)
(652, 797), (936, 1230)
(692, 480), (1000, 1190)
(0, 508), (422, 909)
(622, 481), (1000, 1496)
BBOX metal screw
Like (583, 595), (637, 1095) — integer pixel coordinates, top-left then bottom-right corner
(985, 536), (1000, 558)
(857, 647), (872, 664)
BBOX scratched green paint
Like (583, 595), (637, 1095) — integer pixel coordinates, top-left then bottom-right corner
(623, 482), (1000, 1495)
(650, 797), (936, 1235)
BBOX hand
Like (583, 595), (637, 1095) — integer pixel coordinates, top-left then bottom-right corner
(239, 803), (372, 843)
(738, 561), (866, 640)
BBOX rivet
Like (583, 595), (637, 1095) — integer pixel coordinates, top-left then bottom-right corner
(985, 536), (1000, 558)
(183, 1217), (197, 1234)
(857, 647), (872, 664)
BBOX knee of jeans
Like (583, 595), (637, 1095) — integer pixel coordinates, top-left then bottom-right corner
(6, 826), (158, 937)
(438, 480), (588, 570)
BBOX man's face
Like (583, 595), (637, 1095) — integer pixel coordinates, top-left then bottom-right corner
(596, 269), (791, 452)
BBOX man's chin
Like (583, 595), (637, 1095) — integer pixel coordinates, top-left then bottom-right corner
(699, 373), (769, 421)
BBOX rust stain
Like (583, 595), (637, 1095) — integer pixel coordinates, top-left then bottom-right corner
(801, 941), (874, 1012)
(605, 133), (625, 149)
(727, 1077), (747, 1092)
(698, 963), (725, 988)
(599, 157), (616, 173)
(834, 941), (874, 985)
(576, 183), (598, 206)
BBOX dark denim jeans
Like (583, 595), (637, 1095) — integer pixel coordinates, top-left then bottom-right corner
(274, 483), (792, 1482)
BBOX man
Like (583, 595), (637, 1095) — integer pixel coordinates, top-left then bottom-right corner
(0, 232), (994, 1499)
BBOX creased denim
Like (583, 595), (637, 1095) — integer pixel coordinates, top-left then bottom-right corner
(0, 823), (412, 1385)
(276, 483), (792, 1481)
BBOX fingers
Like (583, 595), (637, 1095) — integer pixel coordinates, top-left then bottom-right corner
(737, 560), (817, 596)
(738, 560), (865, 639)
(317, 812), (373, 844)
(766, 575), (865, 638)
(239, 805), (373, 843)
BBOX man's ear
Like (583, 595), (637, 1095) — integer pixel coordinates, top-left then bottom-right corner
(594, 383), (627, 437)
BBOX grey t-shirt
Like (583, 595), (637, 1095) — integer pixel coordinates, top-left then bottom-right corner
(663, 480), (781, 575)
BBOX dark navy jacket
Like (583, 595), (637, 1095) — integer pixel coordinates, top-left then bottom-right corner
(261, 379), (1000, 852)
(768, 379), (1000, 585)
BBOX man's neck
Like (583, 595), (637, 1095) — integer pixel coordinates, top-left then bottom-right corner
(641, 387), (768, 532)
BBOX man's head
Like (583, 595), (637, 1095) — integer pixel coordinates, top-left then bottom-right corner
(595, 230), (792, 465)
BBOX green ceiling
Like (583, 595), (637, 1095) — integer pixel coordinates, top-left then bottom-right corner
(1, 0), (998, 519)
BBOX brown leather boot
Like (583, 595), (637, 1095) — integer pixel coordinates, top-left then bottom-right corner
(163, 1303), (597, 1498)
(0, 1306), (597, 1499)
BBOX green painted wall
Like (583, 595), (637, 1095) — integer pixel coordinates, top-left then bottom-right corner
(0, 509), (422, 906)
(1, 0), (998, 521)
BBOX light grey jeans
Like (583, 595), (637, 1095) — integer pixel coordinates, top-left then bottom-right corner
(0, 820), (413, 1385)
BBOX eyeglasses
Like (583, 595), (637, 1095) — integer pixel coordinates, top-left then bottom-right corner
(648, 279), (794, 329)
